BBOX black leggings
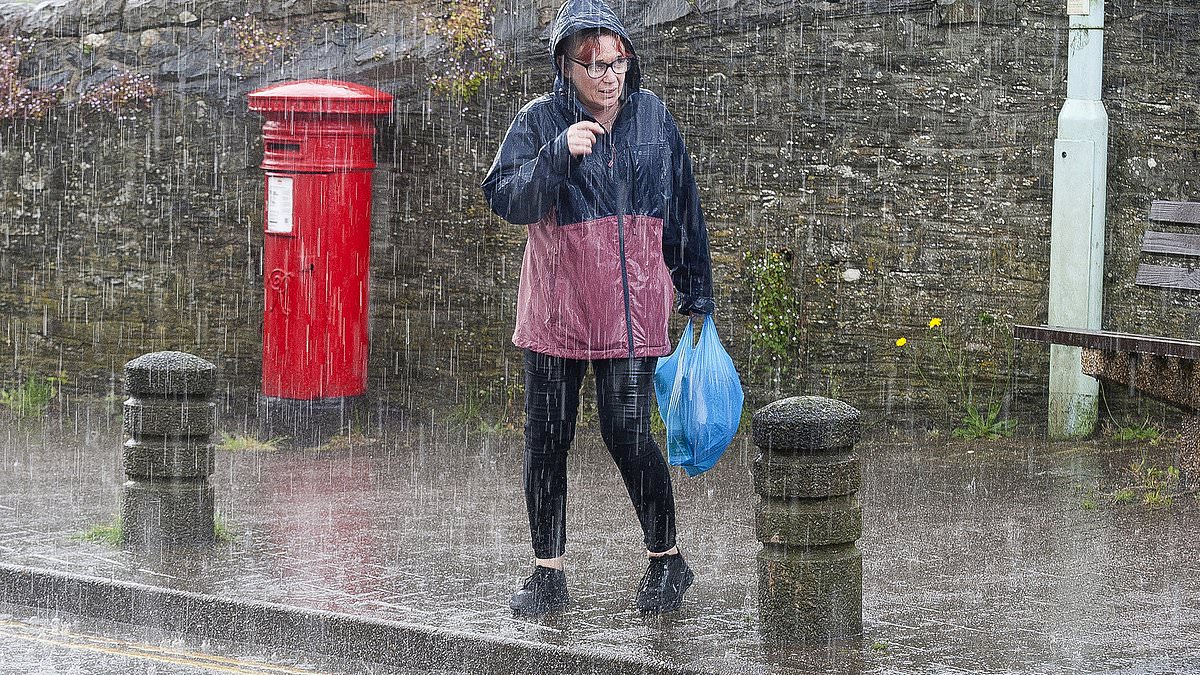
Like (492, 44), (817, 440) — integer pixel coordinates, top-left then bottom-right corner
(522, 350), (677, 559)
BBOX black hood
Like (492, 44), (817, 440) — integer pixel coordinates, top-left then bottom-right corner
(547, 0), (641, 99)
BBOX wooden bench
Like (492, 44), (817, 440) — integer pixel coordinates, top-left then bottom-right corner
(1015, 200), (1200, 477)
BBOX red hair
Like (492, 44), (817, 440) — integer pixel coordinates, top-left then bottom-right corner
(563, 28), (630, 62)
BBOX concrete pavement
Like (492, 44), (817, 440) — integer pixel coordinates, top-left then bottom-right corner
(1, 405), (1198, 673)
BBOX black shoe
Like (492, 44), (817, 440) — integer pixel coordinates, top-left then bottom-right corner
(509, 566), (569, 617)
(636, 553), (694, 613)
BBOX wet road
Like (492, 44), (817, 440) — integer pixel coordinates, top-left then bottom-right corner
(1, 618), (303, 673)
(0, 604), (445, 675)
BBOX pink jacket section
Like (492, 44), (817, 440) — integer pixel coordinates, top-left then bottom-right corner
(513, 213), (675, 360)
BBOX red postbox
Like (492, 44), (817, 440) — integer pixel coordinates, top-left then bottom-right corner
(247, 80), (392, 439)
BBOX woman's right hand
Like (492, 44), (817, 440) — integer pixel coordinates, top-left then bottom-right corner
(566, 121), (606, 157)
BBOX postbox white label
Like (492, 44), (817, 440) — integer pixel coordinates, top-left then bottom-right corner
(266, 176), (294, 234)
(1066, 0), (1088, 14)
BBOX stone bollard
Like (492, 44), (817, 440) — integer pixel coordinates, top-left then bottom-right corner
(121, 351), (217, 551)
(752, 396), (863, 645)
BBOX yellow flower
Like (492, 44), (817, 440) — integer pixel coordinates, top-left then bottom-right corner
(895, 337), (907, 347)
(928, 317), (942, 328)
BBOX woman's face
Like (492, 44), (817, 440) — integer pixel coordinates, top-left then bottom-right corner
(567, 34), (626, 114)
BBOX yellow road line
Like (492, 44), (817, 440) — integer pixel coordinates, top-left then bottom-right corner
(0, 619), (332, 674)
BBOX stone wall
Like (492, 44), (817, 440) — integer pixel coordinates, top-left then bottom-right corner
(1, 0), (1198, 428)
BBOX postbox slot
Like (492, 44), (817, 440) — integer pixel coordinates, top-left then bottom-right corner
(266, 142), (301, 153)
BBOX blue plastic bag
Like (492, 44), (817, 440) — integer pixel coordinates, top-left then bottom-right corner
(654, 315), (744, 477)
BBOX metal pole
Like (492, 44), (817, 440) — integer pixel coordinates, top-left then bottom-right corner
(1048, 0), (1107, 439)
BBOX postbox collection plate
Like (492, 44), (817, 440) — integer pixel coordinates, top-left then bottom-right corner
(266, 176), (295, 234)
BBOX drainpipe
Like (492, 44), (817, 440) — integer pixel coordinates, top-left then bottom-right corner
(1047, 0), (1107, 439)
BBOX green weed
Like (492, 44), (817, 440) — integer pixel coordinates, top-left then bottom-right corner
(448, 392), (511, 433)
(214, 515), (235, 543)
(1109, 488), (1137, 505)
(1107, 419), (1162, 443)
(0, 373), (66, 418)
(75, 515), (234, 546)
(1143, 491), (1171, 508)
(650, 402), (666, 436)
(102, 391), (125, 417)
(819, 367), (844, 400)
(1078, 460), (1180, 510)
(745, 248), (801, 397)
(1123, 459), (1180, 508)
(745, 249), (800, 361)
(317, 430), (380, 452)
(952, 401), (1017, 440)
(427, 0), (503, 98)
(74, 517), (123, 546)
(897, 316), (1018, 438)
(216, 432), (283, 452)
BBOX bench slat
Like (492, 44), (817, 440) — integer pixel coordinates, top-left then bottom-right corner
(1142, 231), (1200, 257)
(1136, 263), (1200, 290)
(1150, 200), (1200, 225)
(1014, 324), (1200, 360)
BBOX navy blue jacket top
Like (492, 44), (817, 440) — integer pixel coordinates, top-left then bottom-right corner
(481, 0), (714, 358)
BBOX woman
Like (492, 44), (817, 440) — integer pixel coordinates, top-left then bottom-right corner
(481, 0), (714, 617)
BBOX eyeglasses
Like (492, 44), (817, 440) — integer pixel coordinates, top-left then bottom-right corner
(567, 56), (635, 79)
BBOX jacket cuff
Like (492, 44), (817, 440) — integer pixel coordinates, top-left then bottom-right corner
(677, 295), (715, 315)
(546, 129), (580, 175)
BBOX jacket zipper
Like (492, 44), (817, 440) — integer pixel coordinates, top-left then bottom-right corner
(594, 111), (635, 358)
(612, 138), (635, 359)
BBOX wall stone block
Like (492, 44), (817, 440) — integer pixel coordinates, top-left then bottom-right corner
(260, 0), (349, 20)
(123, 0), (260, 31)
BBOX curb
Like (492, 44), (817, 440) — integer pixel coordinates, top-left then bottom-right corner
(0, 563), (703, 675)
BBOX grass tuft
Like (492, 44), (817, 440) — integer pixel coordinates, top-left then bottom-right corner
(217, 432), (283, 452)
(74, 517), (123, 546)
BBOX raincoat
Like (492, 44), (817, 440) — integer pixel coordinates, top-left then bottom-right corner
(481, 0), (715, 361)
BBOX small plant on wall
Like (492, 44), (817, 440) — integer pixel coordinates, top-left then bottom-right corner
(427, 0), (504, 98)
(221, 13), (290, 76)
(79, 69), (158, 119)
(0, 34), (61, 120)
(744, 248), (801, 396)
